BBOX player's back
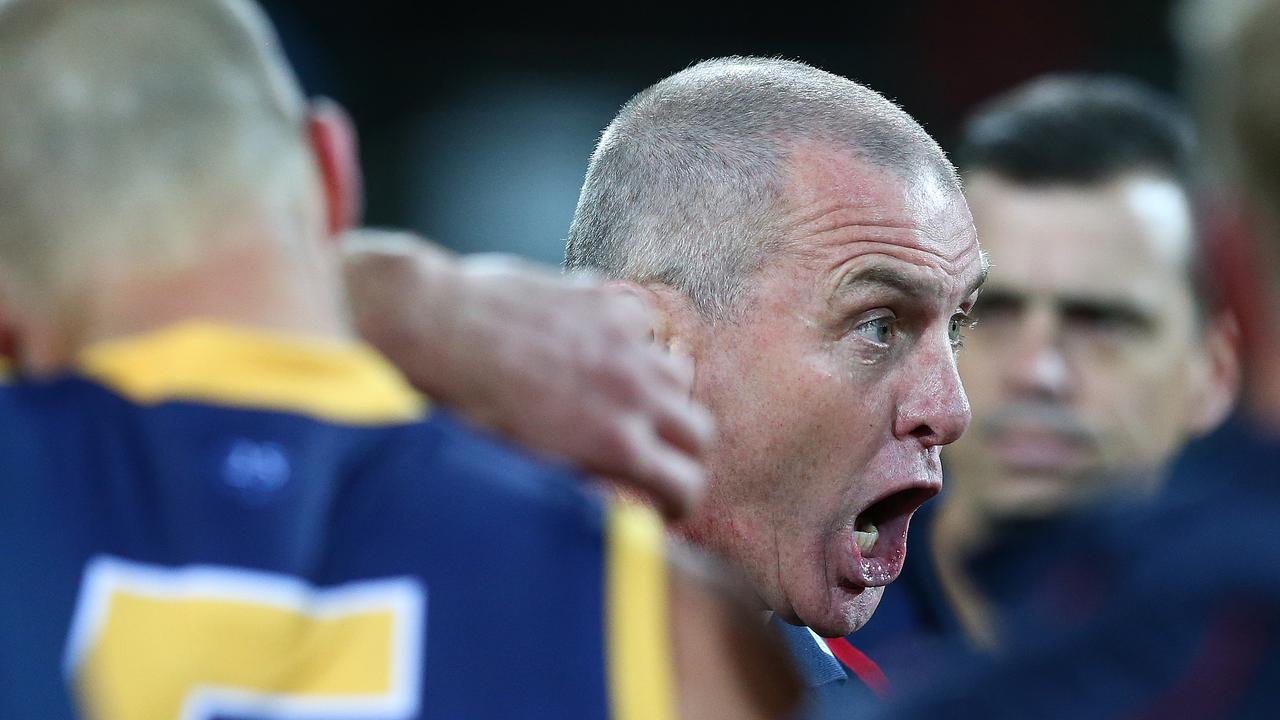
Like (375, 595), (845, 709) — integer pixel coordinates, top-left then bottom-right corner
(0, 322), (671, 720)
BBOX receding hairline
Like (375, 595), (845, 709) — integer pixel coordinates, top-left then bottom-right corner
(564, 56), (964, 322)
(649, 57), (958, 181)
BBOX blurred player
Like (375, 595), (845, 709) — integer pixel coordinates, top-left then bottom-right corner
(0, 1), (797, 718)
(856, 75), (1238, 676)
(878, 2), (1280, 716)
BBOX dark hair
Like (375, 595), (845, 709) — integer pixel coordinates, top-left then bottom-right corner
(955, 75), (1195, 189)
(957, 75), (1216, 317)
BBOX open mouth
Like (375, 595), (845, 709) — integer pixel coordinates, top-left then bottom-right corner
(841, 485), (939, 589)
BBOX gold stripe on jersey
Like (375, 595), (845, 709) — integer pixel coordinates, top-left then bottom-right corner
(607, 502), (676, 720)
(77, 321), (425, 425)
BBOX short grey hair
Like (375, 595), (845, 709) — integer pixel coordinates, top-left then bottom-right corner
(565, 56), (958, 319)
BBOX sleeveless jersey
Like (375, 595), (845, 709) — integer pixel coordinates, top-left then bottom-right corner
(0, 322), (673, 720)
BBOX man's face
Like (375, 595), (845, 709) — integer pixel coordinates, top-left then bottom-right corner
(945, 171), (1212, 521)
(677, 145), (984, 637)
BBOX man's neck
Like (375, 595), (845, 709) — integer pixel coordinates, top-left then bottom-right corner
(929, 495), (999, 651)
(17, 230), (351, 375)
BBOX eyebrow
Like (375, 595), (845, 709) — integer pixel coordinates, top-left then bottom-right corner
(966, 253), (990, 299)
(976, 288), (1158, 329)
(836, 256), (988, 304)
(837, 266), (933, 299)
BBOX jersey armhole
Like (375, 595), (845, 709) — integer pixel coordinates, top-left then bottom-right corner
(606, 502), (677, 720)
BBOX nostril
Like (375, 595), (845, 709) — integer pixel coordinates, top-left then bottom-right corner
(910, 423), (934, 440)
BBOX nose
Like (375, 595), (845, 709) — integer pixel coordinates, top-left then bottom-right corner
(1007, 305), (1072, 401)
(894, 334), (971, 448)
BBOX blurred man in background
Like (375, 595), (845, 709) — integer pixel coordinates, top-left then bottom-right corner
(0, 1), (798, 718)
(565, 56), (985, 719)
(856, 75), (1238, 678)
(880, 1), (1280, 715)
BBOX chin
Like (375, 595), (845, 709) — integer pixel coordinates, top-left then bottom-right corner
(804, 585), (884, 638)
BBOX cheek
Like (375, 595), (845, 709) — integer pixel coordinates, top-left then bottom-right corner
(1080, 345), (1196, 457)
(696, 339), (888, 519)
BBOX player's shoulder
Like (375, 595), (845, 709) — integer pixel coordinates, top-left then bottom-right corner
(374, 408), (602, 523)
(0, 374), (106, 444)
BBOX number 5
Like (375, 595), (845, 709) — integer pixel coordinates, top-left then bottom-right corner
(64, 556), (426, 720)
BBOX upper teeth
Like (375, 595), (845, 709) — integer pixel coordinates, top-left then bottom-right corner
(854, 522), (879, 554)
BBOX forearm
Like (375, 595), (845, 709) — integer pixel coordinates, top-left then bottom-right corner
(342, 230), (467, 400)
(340, 227), (711, 518)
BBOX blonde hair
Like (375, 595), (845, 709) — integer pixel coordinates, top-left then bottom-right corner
(0, 0), (315, 302)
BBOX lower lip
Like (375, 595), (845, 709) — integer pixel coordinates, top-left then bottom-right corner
(841, 521), (909, 589)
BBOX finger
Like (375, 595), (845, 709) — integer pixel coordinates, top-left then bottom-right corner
(643, 345), (696, 395)
(616, 427), (708, 521)
(650, 390), (716, 459)
(562, 267), (605, 287)
(603, 289), (656, 343)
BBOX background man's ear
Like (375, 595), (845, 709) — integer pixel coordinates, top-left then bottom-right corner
(0, 282), (22, 373)
(1188, 309), (1241, 436)
(306, 97), (363, 238)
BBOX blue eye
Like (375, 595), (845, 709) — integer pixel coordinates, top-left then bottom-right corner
(854, 316), (896, 345)
(949, 313), (974, 350)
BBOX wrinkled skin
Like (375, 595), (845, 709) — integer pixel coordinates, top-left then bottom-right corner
(669, 145), (985, 637)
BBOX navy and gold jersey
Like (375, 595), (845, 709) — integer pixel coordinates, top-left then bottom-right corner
(0, 322), (673, 720)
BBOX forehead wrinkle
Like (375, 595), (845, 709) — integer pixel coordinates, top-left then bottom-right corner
(789, 208), (948, 263)
(828, 244), (988, 311)
(830, 251), (953, 301)
(791, 202), (980, 266)
(788, 194), (919, 236)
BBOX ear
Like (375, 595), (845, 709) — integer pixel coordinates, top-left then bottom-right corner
(1204, 200), (1270, 364)
(306, 97), (364, 239)
(0, 281), (22, 375)
(607, 280), (702, 356)
(1187, 309), (1242, 436)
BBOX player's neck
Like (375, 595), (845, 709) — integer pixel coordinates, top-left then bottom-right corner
(18, 227), (352, 375)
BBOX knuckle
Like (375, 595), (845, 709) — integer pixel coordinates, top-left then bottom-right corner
(608, 357), (651, 407)
(599, 422), (642, 471)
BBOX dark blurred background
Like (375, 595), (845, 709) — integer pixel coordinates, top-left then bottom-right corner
(259, 0), (1180, 265)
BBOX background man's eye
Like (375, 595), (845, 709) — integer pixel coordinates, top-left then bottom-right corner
(970, 293), (1022, 324)
(855, 316), (895, 345)
(1061, 303), (1153, 335)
